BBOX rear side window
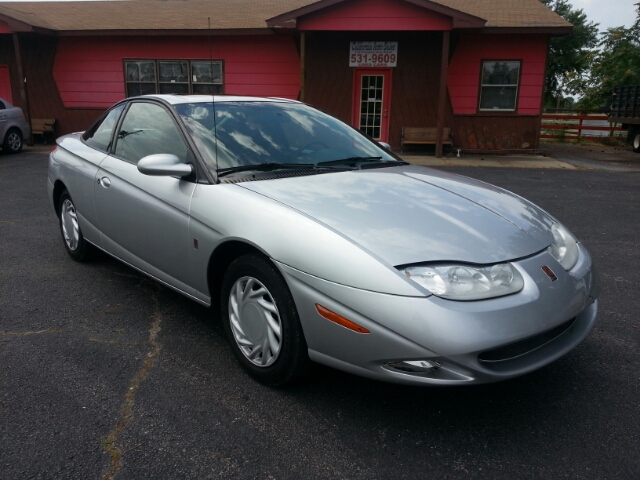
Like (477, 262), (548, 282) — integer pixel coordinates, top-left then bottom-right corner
(114, 102), (188, 164)
(84, 104), (125, 152)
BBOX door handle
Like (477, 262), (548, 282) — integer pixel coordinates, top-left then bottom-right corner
(98, 177), (111, 187)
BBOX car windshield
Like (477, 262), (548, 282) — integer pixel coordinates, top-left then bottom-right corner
(174, 101), (397, 174)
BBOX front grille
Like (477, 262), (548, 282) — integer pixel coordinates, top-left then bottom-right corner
(478, 318), (576, 363)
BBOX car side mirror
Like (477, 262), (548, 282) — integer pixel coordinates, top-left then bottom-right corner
(378, 142), (391, 151)
(137, 154), (193, 177)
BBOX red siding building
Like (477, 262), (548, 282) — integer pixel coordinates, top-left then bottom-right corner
(0, 0), (571, 154)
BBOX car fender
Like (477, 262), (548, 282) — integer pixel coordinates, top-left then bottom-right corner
(188, 182), (425, 298)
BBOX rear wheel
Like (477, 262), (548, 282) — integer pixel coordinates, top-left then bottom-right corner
(221, 253), (309, 386)
(3, 128), (22, 154)
(58, 190), (95, 262)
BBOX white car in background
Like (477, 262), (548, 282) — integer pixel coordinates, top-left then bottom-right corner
(0, 98), (30, 154)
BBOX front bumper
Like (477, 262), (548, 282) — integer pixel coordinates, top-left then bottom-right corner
(277, 244), (599, 386)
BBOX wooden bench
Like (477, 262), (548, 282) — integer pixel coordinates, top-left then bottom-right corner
(31, 118), (56, 145)
(401, 127), (452, 154)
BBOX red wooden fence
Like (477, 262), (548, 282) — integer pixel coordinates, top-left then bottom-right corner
(541, 113), (625, 140)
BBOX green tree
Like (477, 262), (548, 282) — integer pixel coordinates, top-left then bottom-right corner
(576, 4), (640, 109)
(539, 0), (599, 108)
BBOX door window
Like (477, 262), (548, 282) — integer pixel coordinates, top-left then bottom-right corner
(83, 104), (125, 152)
(359, 75), (384, 139)
(114, 102), (188, 164)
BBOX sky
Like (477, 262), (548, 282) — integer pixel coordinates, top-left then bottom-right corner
(0, 0), (637, 34)
(571, 0), (637, 31)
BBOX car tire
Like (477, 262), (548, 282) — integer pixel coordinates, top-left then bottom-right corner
(633, 131), (640, 153)
(3, 128), (23, 154)
(58, 190), (95, 262)
(221, 253), (310, 386)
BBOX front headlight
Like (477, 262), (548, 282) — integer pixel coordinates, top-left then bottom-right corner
(548, 222), (579, 270)
(400, 263), (524, 301)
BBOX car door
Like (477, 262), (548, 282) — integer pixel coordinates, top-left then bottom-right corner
(68, 103), (127, 247)
(94, 100), (196, 295)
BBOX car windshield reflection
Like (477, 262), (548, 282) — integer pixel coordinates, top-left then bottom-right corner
(175, 101), (398, 174)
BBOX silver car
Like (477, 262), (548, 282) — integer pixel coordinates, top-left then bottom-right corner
(47, 95), (599, 386)
(0, 97), (30, 154)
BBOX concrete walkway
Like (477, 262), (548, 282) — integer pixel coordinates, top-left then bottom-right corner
(400, 153), (577, 170)
(400, 142), (640, 172)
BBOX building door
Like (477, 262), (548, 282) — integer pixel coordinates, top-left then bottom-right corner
(0, 66), (12, 104)
(352, 69), (392, 143)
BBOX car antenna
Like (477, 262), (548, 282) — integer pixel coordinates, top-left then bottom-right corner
(208, 16), (220, 181)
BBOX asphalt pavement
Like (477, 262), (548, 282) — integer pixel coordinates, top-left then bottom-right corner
(1, 147), (639, 479)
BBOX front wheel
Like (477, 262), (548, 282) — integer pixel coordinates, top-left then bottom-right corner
(58, 190), (95, 262)
(3, 128), (22, 154)
(221, 253), (309, 386)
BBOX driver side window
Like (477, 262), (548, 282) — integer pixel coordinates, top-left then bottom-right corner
(114, 102), (188, 164)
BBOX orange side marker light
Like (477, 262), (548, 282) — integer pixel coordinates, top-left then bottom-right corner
(315, 304), (370, 334)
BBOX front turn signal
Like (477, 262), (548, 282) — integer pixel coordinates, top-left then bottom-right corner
(315, 304), (370, 334)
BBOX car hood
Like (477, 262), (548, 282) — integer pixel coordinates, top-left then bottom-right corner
(239, 165), (555, 267)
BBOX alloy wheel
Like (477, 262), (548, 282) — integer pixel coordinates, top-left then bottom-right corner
(7, 132), (21, 151)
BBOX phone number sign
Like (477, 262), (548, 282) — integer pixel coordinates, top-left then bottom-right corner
(349, 41), (398, 67)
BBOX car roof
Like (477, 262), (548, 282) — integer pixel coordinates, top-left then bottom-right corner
(140, 94), (301, 105)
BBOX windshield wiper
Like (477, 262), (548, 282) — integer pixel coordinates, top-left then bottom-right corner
(217, 158), (407, 178)
(217, 162), (317, 178)
(316, 157), (408, 168)
(118, 129), (143, 139)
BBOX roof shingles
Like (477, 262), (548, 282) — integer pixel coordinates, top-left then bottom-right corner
(435, 0), (571, 28)
(0, 0), (570, 32)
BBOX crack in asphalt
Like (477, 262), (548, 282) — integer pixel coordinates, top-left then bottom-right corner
(0, 327), (63, 336)
(101, 292), (163, 480)
(89, 337), (140, 346)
